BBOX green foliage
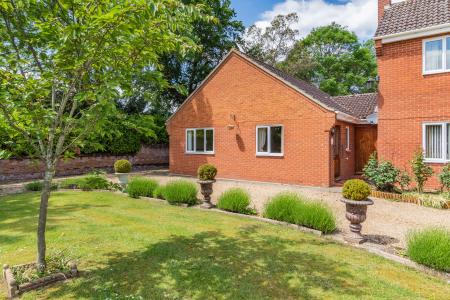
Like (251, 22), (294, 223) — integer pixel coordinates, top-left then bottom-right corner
(24, 181), (58, 192)
(114, 160), (132, 173)
(411, 151), (433, 193)
(153, 185), (166, 200)
(407, 227), (450, 272)
(439, 164), (450, 191)
(197, 164), (218, 181)
(399, 171), (412, 192)
(217, 188), (255, 215)
(280, 23), (378, 96)
(342, 179), (371, 201)
(363, 153), (400, 192)
(264, 192), (336, 234)
(127, 177), (159, 199)
(163, 180), (198, 206)
(59, 174), (110, 191)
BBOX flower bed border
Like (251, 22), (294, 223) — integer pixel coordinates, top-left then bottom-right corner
(3, 262), (77, 299)
(371, 190), (450, 209)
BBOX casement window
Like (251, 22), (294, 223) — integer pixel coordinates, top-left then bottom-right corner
(345, 127), (350, 151)
(256, 125), (283, 156)
(423, 36), (450, 74)
(186, 128), (214, 154)
(423, 123), (450, 163)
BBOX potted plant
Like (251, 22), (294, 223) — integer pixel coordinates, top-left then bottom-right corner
(341, 179), (374, 244)
(114, 159), (132, 186)
(197, 164), (217, 208)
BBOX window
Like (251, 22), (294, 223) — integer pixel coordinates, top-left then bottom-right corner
(345, 127), (350, 151)
(423, 123), (450, 163)
(186, 128), (214, 154)
(256, 125), (283, 156)
(423, 36), (450, 74)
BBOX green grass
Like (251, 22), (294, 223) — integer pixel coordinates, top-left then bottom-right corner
(264, 192), (336, 234)
(59, 174), (110, 191)
(217, 188), (255, 214)
(126, 177), (159, 198)
(163, 180), (198, 206)
(407, 227), (450, 272)
(0, 191), (449, 299)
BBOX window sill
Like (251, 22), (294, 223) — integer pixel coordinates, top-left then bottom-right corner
(424, 159), (450, 164)
(185, 152), (215, 155)
(423, 69), (450, 76)
(256, 153), (284, 157)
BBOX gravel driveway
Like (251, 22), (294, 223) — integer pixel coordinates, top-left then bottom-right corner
(128, 170), (450, 248)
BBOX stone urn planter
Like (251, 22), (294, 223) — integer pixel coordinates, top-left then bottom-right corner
(115, 173), (129, 186)
(197, 163), (218, 209)
(198, 179), (216, 208)
(341, 179), (374, 244)
(114, 159), (132, 187)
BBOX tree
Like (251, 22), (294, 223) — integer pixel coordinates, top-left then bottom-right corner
(118, 0), (244, 115)
(280, 23), (377, 96)
(0, 0), (206, 271)
(240, 13), (299, 65)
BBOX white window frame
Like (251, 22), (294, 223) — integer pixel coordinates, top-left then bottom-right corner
(185, 128), (215, 155)
(422, 36), (450, 75)
(345, 126), (351, 151)
(256, 125), (284, 157)
(422, 122), (450, 163)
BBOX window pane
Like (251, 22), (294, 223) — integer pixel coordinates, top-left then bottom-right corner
(187, 130), (194, 151)
(425, 40), (443, 71)
(447, 37), (450, 69)
(257, 127), (268, 152)
(425, 125), (442, 159)
(196, 129), (205, 152)
(205, 129), (214, 152)
(270, 126), (282, 153)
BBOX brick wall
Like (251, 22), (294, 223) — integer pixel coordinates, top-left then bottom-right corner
(377, 34), (450, 188)
(167, 53), (345, 187)
(0, 144), (168, 183)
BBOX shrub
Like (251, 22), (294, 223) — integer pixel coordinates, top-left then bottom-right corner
(163, 180), (198, 206)
(407, 227), (450, 272)
(398, 171), (412, 192)
(217, 188), (255, 214)
(126, 177), (158, 198)
(439, 164), (450, 191)
(197, 164), (217, 181)
(363, 153), (400, 192)
(114, 159), (132, 173)
(411, 150), (433, 193)
(153, 185), (166, 200)
(59, 174), (110, 191)
(24, 181), (58, 192)
(342, 179), (371, 201)
(264, 192), (336, 234)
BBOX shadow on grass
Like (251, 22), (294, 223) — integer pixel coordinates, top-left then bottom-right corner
(46, 225), (364, 299)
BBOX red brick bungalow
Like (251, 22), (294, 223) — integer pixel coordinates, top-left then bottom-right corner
(166, 49), (377, 187)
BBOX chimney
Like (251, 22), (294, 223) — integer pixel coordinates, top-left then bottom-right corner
(378, 0), (391, 23)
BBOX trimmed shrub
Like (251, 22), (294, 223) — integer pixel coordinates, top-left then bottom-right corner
(217, 188), (254, 214)
(264, 192), (336, 234)
(439, 164), (450, 191)
(342, 179), (371, 201)
(407, 227), (450, 272)
(163, 180), (198, 206)
(24, 181), (58, 191)
(114, 159), (132, 173)
(197, 164), (217, 181)
(127, 177), (159, 198)
(153, 185), (166, 200)
(411, 150), (433, 193)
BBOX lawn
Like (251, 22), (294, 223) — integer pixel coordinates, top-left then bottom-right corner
(0, 191), (449, 299)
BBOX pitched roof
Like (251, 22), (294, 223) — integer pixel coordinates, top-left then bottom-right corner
(375, 0), (450, 37)
(332, 93), (378, 119)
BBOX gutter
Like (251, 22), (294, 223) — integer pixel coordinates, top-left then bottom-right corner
(375, 23), (450, 44)
(336, 112), (369, 125)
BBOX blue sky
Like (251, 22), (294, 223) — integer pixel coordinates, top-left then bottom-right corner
(230, 0), (377, 40)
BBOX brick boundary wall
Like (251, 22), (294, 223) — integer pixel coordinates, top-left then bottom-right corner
(0, 144), (168, 183)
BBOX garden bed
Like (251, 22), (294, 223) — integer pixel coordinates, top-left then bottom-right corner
(371, 190), (449, 209)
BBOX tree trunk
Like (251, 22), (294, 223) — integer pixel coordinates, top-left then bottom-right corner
(37, 163), (55, 272)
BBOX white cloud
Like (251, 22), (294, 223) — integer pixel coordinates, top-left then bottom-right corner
(254, 0), (378, 41)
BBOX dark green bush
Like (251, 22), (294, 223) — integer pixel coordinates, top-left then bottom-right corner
(411, 150), (433, 193)
(342, 179), (371, 201)
(439, 164), (450, 191)
(108, 131), (142, 155)
(59, 174), (110, 191)
(407, 227), (450, 272)
(153, 185), (166, 199)
(24, 181), (58, 191)
(197, 164), (217, 181)
(363, 153), (400, 192)
(163, 180), (198, 206)
(127, 177), (159, 198)
(114, 159), (132, 173)
(264, 192), (336, 234)
(217, 188), (254, 214)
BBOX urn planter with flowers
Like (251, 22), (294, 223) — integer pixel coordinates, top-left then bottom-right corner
(197, 164), (218, 209)
(341, 179), (374, 244)
(114, 159), (132, 186)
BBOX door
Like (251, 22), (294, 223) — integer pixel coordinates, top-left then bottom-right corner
(331, 126), (341, 178)
(355, 126), (377, 173)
